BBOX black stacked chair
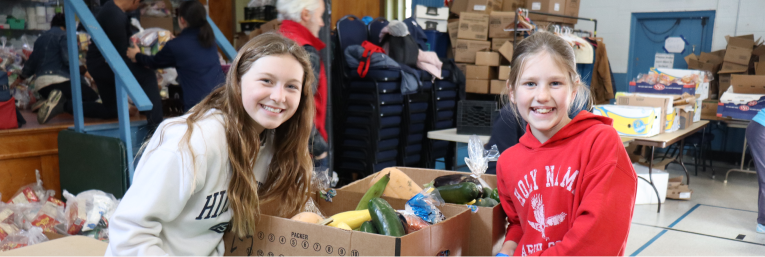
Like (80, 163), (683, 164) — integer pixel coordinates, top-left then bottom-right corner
(422, 69), (459, 169)
(334, 16), (403, 180)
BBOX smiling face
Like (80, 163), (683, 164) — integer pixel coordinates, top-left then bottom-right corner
(510, 51), (577, 142)
(240, 54), (305, 133)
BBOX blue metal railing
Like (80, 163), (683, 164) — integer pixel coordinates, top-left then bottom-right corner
(64, 0), (235, 182)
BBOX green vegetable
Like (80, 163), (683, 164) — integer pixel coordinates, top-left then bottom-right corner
(437, 182), (481, 204)
(368, 198), (406, 237)
(482, 187), (492, 199)
(475, 197), (499, 207)
(358, 221), (378, 234)
(490, 188), (500, 203)
(357, 173), (390, 210)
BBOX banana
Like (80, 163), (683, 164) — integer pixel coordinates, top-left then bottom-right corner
(357, 172), (390, 210)
(327, 210), (372, 229)
(593, 106), (657, 136)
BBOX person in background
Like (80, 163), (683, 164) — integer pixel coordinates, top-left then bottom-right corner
(485, 107), (525, 174)
(86, 0), (164, 130)
(276, 0), (329, 168)
(745, 110), (765, 234)
(127, 0), (224, 112)
(12, 13), (106, 124)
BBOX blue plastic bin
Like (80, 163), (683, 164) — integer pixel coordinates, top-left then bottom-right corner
(423, 30), (449, 58)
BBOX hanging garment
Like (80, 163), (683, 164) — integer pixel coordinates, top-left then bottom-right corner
(417, 50), (443, 80)
(344, 45), (420, 95)
(571, 36), (594, 64)
(589, 39), (615, 104)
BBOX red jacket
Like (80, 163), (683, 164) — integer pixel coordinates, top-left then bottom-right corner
(279, 20), (328, 141)
(496, 111), (637, 256)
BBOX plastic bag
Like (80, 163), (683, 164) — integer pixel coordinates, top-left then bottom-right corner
(396, 211), (430, 233)
(312, 162), (335, 203)
(7, 170), (47, 205)
(405, 187), (445, 224)
(62, 190), (118, 236)
(0, 226), (48, 252)
(29, 201), (65, 233)
(464, 135), (500, 191)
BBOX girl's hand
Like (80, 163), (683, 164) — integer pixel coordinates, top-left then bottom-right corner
(499, 240), (518, 256)
(127, 45), (140, 62)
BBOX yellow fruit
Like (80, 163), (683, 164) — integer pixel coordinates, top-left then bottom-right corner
(291, 212), (324, 224)
(466, 199), (476, 205)
(336, 222), (352, 230)
(327, 210), (371, 229)
(370, 168), (423, 199)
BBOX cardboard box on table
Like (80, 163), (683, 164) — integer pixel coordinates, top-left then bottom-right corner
(717, 89), (765, 120)
(339, 167), (507, 256)
(476, 52), (501, 66)
(676, 105), (695, 129)
(466, 0), (504, 14)
(458, 13), (490, 40)
(224, 191), (471, 256)
(616, 93), (676, 134)
(455, 39), (492, 63)
(526, 0), (566, 23)
(701, 100), (720, 120)
(489, 12), (514, 38)
(592, 105), (662, 137)
(632, 161), (670, 204)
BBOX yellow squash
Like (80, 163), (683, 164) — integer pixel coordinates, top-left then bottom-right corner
(327, 210), (372, 229)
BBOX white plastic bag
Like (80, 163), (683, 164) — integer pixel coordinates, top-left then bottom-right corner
(0, 226), (48, 252)
(464, 135), (500, 190)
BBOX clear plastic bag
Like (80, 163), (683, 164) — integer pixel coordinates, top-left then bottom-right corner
(0, 226), (48, 252)
(62, 190), (118, 236)
(7, 170), (47, 205)
(464, 135), (500, 191)
(312, 162), (336, 203)
(396, 211), (430, 233)
(29, 201), (65, 234)
(405, 187), (445, 224)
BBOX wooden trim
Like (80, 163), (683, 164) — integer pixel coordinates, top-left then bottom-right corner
(0, 150), (59, 160)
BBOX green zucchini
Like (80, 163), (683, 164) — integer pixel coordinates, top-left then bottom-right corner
(490, 188), (500, 203)
(368, 198), (406, 237)
(482, 187), (492, 199)
(475, 197), (499, 207)
(437, 182), (481, 204)
(358, 221), (378, 234)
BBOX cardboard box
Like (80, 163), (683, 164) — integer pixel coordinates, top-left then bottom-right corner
(457, 63), (468, 76)
(676, 105), (694, 129)
(616, 94), (672, 134)
(719, 74), (732, 96)
(466, 65), (498, 79)
(756, 59), (765, 75)
(731, 74), (765, 94)
(666, 176), (692, 200)
(685, 52), (722, 73)
(499, 65), (511, 80)
(339, 167), (507, 256)
(724, 35), (756, 65)
(526, 0), (566, 22)
(415, 5), (450, 20)
(458, 13), (490, 40)
(489, 12), (514, 38)
(455, 39), (492, 63)
(717, 87), (765, 120)
(563, 0), (580, 24)
(502, 0), (526, 11)
(476, 52), (500, 66)
(448, 21), (460, 47)
(632, 162), (669, 204)
(467, 79), (491, 93)
(141, 16), (174, 33)
(719, 61), (748, 74)
(630, 68), (701, 96)
(466, 0), (503, 14)
(592, 105), (662, 137)
(417, 18), (448, 32)
(492, 37), (511, 51)
(667, 176), (683, 188)
(498, 41), (514, 62)
(490, 80), (506, 94)
(694, 98), (703, 122)
(224, 191), (471, 256)
(701, 100), (719, 120)
(450, 0), (469, 15)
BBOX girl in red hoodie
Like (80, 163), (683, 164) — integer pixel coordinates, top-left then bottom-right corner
(496, 32), (638, 256)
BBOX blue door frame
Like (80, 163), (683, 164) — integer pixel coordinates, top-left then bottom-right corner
(626, 11), (716, 83)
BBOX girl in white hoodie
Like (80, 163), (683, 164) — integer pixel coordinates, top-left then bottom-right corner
(106, 32), (316, 256)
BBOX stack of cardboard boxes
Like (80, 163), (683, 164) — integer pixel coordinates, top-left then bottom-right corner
(685, 35), (765, 120)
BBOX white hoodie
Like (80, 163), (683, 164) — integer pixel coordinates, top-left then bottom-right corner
(106, 109), (274, 256)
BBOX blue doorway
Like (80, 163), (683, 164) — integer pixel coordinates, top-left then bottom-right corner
(627, 11), (716, 82)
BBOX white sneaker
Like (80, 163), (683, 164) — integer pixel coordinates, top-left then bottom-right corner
(757, 224), (765, 234)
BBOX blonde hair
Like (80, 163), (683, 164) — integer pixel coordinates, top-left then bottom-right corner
(501, 31), (592, 124)
(147, 32), (315, 238)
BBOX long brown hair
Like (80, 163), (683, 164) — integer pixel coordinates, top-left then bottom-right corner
(501, 31), (592, 124)
(149, 32), (315, 237)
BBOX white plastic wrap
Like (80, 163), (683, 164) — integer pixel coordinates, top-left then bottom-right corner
(62, 190), (118, 241)
(464, 135), (499, 190)
(0, 226), (48, 252)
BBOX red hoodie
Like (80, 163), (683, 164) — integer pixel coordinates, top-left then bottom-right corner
(496, 111), (637, 256)
(279, 20), (328, 141)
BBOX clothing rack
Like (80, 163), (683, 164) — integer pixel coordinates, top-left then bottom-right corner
(511, 8), (598, 50)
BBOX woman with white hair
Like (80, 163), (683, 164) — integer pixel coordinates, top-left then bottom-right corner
(277, 0), (329, 168)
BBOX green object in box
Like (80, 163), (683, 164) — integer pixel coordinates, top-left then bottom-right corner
(7, 17), (24, 30)
(58, 130), (129, 199)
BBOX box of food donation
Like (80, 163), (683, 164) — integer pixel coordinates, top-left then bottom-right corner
(476, 52), (501, 66)
(717, 87), (765, 120)
(592, 105), (662, 137)
(731, 75), (765, 94)
(458, 12), (490, 40)
(466, 0), (504, 14)
(616, 93), (675, 134)
(701, 100), (720, 120)
(499, 66), (511, 80)
(490, 80), (505, 94)
(455, 39), (492, 63)
(467, 79), (491, 93)
(489, 12), (514, 38)
(629, 68), (701, 97)
(339, 167), (507, 256)
(666, 177), (692, 200)
(466, 65), (498, 79)
(492, 37), (511, 51)
(632, 161), (670, 204)
(563, 0), (580, 24)
(526, 0), (566, 23)
(724, 35), (755, 65)
(224, 191), (471, 256)
(1, 234), (108, 255)
(448, 21), (460, 47)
